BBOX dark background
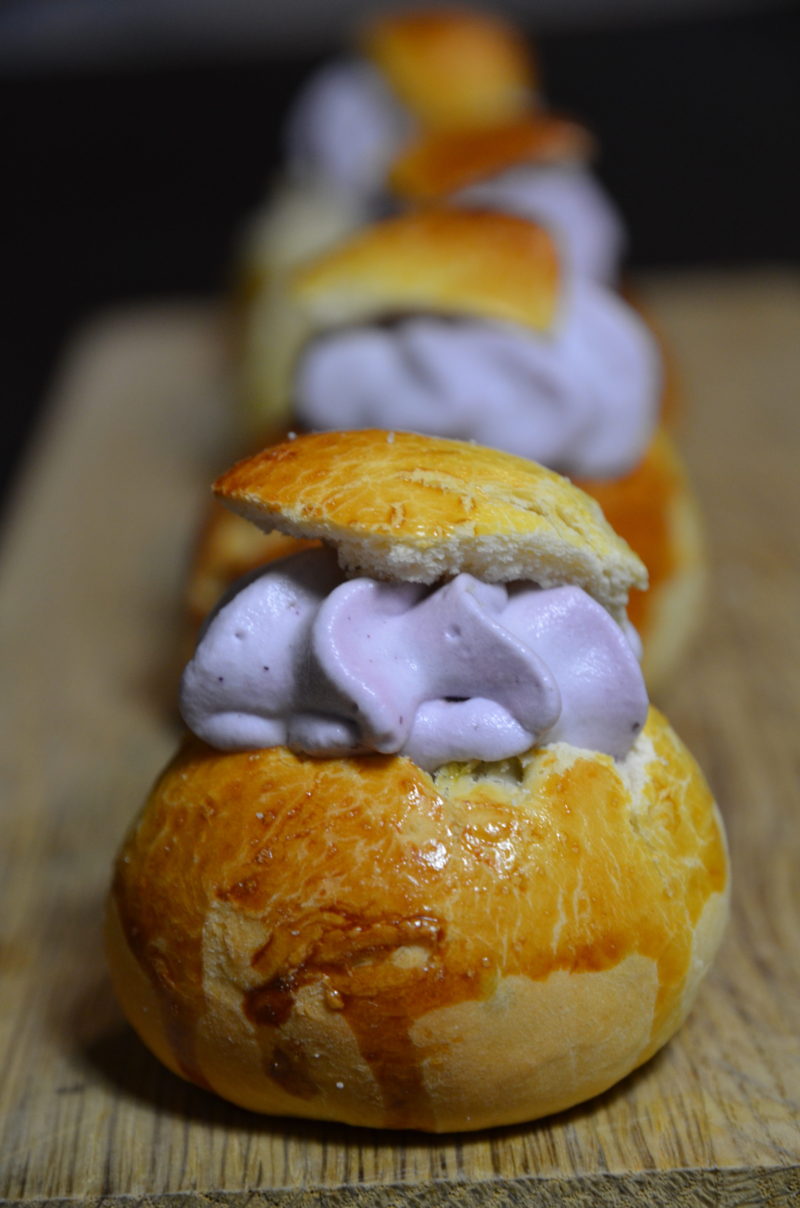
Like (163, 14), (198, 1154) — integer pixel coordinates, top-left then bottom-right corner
(3, 2), (799, 511)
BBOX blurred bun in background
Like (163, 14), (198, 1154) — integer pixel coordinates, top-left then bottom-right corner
(4, 0), (798, 501)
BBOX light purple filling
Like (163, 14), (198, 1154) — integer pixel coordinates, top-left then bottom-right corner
(181, 548), (648, 771)
(285, 59), (412, 195)
(294, 281), (660, 481)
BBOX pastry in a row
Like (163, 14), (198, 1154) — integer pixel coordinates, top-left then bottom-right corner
(287, 7), (539, 199)
(237, 9), (626, 390)
(110, 431), (729, 1131)
(203, 210), (704, 690)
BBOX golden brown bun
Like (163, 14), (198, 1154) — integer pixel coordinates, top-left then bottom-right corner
(390, 116), (593, 202)
(361, 9), (536, 131)
(291, 208), (558, 334)
(213, 430), (646, 622)
(575, 428), (706, 690)
(107, 707), (729, 1131)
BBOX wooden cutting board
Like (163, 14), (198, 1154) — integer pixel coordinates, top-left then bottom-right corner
(1, 272), (798, 1206)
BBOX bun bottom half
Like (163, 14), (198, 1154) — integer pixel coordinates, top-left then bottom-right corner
(106, 707), (728, 1132)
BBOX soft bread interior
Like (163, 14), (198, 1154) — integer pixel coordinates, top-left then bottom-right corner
(213, 430), (647, 623)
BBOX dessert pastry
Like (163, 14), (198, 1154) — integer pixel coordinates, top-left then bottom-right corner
(288, 211), (653, 479)
(108, 431), (729, 1131)
(236, 8), (540, 417)
(286, 8), (537, 199)
(236, 116), (629, 433)
(238, 8), (536, 270)
(227, 209), (703, 689)
(237, 10), (627, 404)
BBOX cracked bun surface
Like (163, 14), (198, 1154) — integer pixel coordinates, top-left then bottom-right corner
(213, 429), (646, 623)
(106, 709), (728, 1131)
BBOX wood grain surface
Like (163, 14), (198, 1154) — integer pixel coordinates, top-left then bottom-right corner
(1, 273), (798, 1205)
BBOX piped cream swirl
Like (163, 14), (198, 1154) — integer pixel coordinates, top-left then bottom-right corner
(181, 548), (648, 771)
(294, 280), (660, 481)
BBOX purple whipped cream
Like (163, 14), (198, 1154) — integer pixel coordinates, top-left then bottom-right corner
(181, 547), (648, 771)
(294, 280), (660, 481)
(285, 60), (411, 195)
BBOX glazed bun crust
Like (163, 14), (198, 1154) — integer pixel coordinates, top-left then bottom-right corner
(107, 707), (728, 1131)
(361, 9), (536, 131)
(290, 209), (559, 334)
(390, 116), (593, 202)
(213, 430), (646, 621)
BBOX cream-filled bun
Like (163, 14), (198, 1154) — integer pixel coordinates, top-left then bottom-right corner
(234, 8), (537, 375)
(109, 432), (728, 1131)
(285, 9), (537, 197)
(235, 131), (625, 426)
(229, 209), (703, 688)
(241, 207), (650, 449)
(186, 434), (703, 693)
(237, 209), (558, 443)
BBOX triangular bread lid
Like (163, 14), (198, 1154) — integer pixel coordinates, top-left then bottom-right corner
(290, 209), (559, 333)
(389, 116), (594, 202)
(361, 10), (536, 130)
(214, 430), (647, 623)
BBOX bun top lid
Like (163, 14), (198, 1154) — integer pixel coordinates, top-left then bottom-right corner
(360, 9), (536, 130)
(214, 430), (647, 622)
(290, 209), (559, 333)
(389, 116), (594, 202)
